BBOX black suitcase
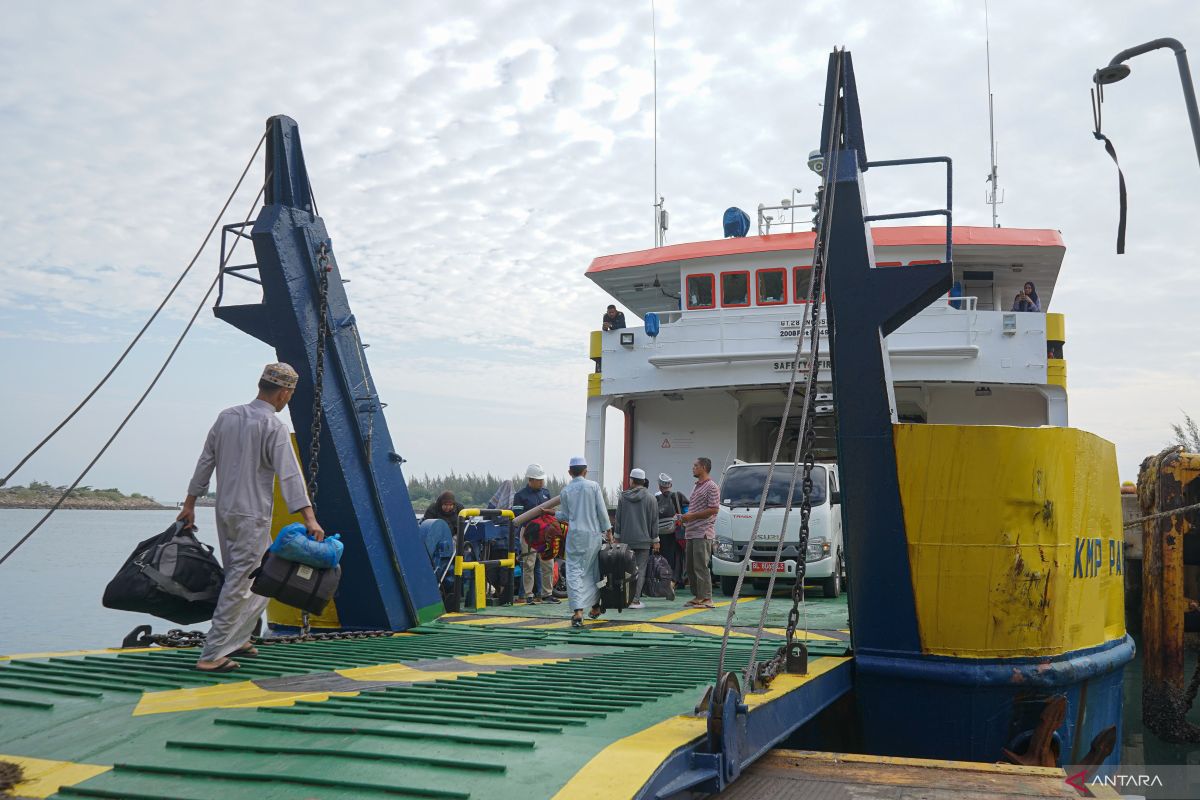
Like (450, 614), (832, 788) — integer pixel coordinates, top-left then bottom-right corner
(102, 522), (224, 624)
(598, 542), (638, 613)
(250, 550), (341, 614)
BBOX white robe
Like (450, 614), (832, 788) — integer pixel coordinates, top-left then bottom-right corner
(557, 476), (610, 612)
(187, 399), (310, 661)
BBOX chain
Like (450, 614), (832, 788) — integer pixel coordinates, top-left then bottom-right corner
(307, 244), (332, 511)
(255, 629), (394, 644)
(120, 624), (396, 648)
(786, 421), (818, 645)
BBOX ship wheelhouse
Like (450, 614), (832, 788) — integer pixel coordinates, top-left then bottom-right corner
(584, 226), (1068, 488)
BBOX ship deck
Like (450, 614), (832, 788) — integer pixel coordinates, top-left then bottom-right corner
(0, 595), (852, 799)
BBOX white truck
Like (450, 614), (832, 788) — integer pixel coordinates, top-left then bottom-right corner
(710, 462), (845, 598)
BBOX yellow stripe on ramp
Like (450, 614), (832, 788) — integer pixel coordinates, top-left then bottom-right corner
(650, 597), (755, 623)
(0, 753), (110, 798)
(134, 652), (575, 715)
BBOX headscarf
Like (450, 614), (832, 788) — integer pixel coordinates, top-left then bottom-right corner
(1023, 282), (1041, 311)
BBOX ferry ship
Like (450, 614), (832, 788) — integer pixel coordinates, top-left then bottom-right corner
(582, 225), (1069, 486)
(0, 49), (1134, 799)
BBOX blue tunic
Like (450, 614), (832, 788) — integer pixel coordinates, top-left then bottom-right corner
(557, 476), (610, 612)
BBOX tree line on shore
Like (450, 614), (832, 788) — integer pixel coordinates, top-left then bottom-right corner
(407, 472), (569, 510)
(0, 481), (167, 509)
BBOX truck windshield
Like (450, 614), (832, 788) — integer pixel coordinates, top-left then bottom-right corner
(721, 465), (827, 508)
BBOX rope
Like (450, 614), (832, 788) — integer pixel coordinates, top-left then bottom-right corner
(0, 132), (267, 489)
(715, 50), (845, 685)
(0, 180), (267, 568)
(1123, 500), (1200, 529)
(1091, 84), (1127, 254)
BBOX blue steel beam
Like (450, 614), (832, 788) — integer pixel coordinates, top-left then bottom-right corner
(214, 115), (445, 630)
(817, 52), (952, 658)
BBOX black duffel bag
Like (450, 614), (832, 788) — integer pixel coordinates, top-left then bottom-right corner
(250, 550), (340, 615)
(103, 522), (224, 624)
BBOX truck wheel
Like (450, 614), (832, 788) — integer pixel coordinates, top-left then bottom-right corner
(822, 557), (842, 598)
(720, 576), (738, 596)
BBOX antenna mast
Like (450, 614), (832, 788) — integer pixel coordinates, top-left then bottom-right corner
(652, 0), (666, 246)
(984, 0), (1003, 227)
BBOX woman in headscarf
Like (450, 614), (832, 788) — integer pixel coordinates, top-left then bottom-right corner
(1011, 281), (1041, 312)
(423, 490), (463, 529)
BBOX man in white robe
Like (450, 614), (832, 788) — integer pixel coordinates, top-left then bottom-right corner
(178, 363), (324, 672)
(556, 456), (612, 628)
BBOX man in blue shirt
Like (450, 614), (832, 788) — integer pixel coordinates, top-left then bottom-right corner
(512, 463), (559, 604)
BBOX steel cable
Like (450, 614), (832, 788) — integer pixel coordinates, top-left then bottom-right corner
(715, 50), (846, 684)
(0, 131), (267, 489)
(0, 179), (267, 568)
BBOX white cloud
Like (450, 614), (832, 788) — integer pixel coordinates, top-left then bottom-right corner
(1, 0), (1199, 504)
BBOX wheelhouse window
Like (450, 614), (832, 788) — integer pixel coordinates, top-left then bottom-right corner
(793, 266), (813, 303)
(686, 274), (715, 309)
(756, 268), (787, 305)
(721, 271), (750, 307)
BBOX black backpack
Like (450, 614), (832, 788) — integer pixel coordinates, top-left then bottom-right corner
(102, 522), (224, 624)
(250, 550), (341, 615)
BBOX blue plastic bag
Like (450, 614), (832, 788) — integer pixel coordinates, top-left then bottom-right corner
(269, 523), (343, 568)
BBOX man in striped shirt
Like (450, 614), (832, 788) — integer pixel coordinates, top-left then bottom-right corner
(675, 457), (719, 608)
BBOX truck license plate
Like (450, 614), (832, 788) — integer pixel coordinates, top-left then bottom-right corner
(749, 561), (788, 573)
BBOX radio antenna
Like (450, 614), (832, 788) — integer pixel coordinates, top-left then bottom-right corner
(984, 0), (1004, 227)
(652, 0), (666, 246)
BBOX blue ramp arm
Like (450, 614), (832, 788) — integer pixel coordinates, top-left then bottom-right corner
(213, 115), (445, 630)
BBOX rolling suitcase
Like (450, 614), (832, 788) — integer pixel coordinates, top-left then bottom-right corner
(598, 542), (638, 613)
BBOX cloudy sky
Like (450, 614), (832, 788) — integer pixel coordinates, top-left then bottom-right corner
(1, 0), (1197, 504)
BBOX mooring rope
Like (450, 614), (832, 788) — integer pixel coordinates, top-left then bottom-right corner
(0, 177), (268, 568)
(0, 131), (267, 489)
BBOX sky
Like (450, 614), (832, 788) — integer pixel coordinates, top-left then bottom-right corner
(1, 0), (1198, 504)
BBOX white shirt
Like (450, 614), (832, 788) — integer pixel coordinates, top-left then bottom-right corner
(187, 399), (310, 520)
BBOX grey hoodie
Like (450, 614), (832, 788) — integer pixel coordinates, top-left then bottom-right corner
(616, 485), (658, 549)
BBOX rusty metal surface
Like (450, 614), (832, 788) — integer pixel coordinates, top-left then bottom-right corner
(714, 750), (1084, 799)
(1137, 446), (1200, 742)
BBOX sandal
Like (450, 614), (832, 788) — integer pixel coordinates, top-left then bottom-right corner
(195, 658), (240, 673)
(588, 605), (603, 620)
(571, 616), (584, 628)
(229, 645), (259, 658)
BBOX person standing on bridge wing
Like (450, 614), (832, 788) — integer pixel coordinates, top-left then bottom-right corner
(557, 456), (612, 628)
(178, 363), (325, 673)
(676, 457), (719, 609)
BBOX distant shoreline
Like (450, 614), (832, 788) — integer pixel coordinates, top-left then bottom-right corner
(0, 499), (173, 511)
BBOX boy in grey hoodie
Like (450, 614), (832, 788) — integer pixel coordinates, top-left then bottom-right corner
(616, 468), (659, 609)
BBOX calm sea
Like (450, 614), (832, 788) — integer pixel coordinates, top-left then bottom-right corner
(0, 507), (218, 654)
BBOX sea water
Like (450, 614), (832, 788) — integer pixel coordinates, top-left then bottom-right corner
(0, 507), (218, 654)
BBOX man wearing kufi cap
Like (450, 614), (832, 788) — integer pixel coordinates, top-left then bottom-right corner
(556, 456), (612, 627)
(179, 363), (324, 672)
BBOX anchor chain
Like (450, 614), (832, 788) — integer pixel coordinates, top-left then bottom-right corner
(120, 624), (395, 648)
(307, 243), (332, 513)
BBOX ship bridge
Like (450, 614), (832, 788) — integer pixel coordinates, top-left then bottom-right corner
(584, 226), (1069, 486)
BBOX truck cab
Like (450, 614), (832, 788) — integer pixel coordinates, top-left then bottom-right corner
(711, 461), (844, 598)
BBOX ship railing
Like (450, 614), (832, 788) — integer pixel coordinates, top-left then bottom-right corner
(638, 295), (976, 328)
